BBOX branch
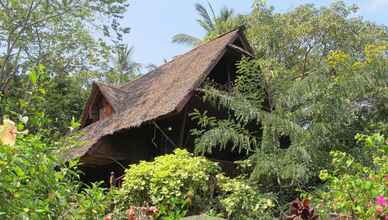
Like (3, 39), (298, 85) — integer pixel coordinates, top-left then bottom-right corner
(301, 44), (313, 78)
(0, 0), (36, 90)
(0, 1), (83, 92)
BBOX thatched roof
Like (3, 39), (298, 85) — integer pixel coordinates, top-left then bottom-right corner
(66, 28), (253, 161)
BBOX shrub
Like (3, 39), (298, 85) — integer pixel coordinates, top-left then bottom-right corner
(0, 135), (74, 218)
(0, 134), (112, 219)
(117, 149), (276, 219)
(118, 149), (221, 216)
(314, 134), (388, 219)
(68, 183), (112, 219)
(216, 174), (275, 220)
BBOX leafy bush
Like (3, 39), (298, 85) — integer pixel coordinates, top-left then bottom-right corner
(116, 149), (275, 219)
(216, 174), (275, 220)
(0, 135), (72, 217)
(0, 134), (112, 219)
(68, 183), (112, 219)
(314, 134), (388, 219)
(118, 149), (220, 216)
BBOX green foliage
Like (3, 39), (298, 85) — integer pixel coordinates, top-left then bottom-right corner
(70, 183), (113, 219)
(0, 135), (73, 217)
(314, 134), (388, 219)
(116, 149), (276, 219)
(216, 174), (275, 220)
(0, 0), (137, 137)
(3, 65), (87, 137)
(105, 45), (142, 86)
(235, 57), (265, 108)
(0, 1), (387, 219)
(118, 149), (220, 216)
(0, 134), (112, 219)
(190, 109), (258, 155)
(157, 197), (189, 220)
(190, 1), (388, 198)
(0, 0), (130, 89)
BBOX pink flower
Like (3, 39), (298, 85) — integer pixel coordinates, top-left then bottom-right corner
(376, 196), (388, 207)
(127, 207), (137, 220)
(148, 206), (159, 215)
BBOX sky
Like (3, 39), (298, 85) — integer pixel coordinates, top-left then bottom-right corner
(123, 0), (388, 67)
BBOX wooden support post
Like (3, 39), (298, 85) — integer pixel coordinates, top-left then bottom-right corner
(179, 108), (188, 146)
(226, 55), (232, 91)
(109, 171), (116, 188)
(153, 121), (177, 148)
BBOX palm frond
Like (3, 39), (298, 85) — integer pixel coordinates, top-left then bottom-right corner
(195, 3), (215, 32)
(219, 6), (234, 22)
(171, 34), (201, 46)
(207, 1), (217, 25)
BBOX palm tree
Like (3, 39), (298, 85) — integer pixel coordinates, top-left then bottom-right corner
(108, 45), (142, 85)
(172, 2), (240, 46)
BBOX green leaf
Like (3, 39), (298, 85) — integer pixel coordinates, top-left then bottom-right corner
(29, 70), (37, 85)
(14, 166), (25, 177)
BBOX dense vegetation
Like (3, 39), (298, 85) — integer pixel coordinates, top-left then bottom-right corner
(192, 0), (388, 200)
(0, 0), (387, 219)
(0, 0), (141, 138)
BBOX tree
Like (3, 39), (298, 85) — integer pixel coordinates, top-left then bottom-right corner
(106, 45), (141, 86)
(3, 64), (88, 138)
(0, 0), (131, 134)
(172, 2), (241, 46)
(190, 1), (388, 199)
(0, 0), (130, 93)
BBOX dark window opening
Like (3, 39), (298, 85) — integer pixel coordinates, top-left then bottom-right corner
(279, 135), (291, 149)
(207, 49), (242, 90)
(84, 94), (114, 127)
(232, 37), (244, 49)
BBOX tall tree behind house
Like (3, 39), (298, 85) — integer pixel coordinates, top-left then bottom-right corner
(190, 0), (388, 197)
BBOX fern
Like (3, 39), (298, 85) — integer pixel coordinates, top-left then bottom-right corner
(191, 114), (258, 155)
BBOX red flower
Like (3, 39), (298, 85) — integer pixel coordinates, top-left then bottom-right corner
(376, 205), (384, 216)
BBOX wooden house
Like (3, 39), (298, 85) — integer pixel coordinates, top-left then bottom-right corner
(65, 28), (254, 184)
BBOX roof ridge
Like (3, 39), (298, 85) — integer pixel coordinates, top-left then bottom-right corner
(95, 82), (128, 93)
(120, 29), (241, 90)
(198, 27), (242, 45)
